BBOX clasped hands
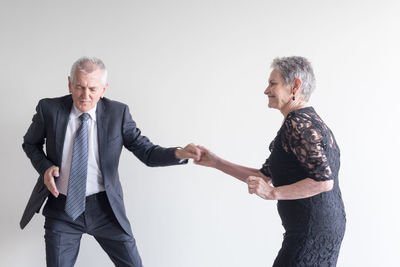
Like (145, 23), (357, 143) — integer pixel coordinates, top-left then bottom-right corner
(246, 175), (276, 200)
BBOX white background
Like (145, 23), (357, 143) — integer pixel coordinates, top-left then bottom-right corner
(1, 0), (399, 266)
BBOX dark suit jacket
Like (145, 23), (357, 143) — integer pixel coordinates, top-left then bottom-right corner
(21, 95), (187, 235)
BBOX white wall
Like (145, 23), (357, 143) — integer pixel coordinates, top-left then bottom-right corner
(1, 0), (399, 266)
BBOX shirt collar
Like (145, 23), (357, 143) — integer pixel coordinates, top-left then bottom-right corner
(71, 104), (97, 121)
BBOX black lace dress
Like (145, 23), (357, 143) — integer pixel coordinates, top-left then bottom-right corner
(260, 107), (346, 267)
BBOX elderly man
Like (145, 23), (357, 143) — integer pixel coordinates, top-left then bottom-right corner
(21, 56), (200, 267)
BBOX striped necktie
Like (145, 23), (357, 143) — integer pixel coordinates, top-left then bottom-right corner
(65, 113), (90, 220)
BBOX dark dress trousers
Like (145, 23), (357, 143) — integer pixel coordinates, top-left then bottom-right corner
(21, 95), (186, 264)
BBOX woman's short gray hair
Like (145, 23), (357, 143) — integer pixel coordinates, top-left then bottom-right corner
(271, 56), (316, 102)
(70, 56), (108, 85)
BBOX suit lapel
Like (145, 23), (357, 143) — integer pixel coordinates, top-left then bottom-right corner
(55, 96), (73, 166)
(96, 99), (107, 175)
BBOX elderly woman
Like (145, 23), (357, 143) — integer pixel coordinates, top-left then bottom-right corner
(195, 56), (346, 266)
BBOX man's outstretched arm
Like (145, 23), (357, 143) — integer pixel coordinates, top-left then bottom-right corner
(122, 105), (200, 166)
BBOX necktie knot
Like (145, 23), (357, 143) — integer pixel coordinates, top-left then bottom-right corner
(80, 113), (90, 122)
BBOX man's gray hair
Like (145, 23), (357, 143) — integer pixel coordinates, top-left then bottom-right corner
(271, 56), (316, 102)
(70, 56), (108, 85)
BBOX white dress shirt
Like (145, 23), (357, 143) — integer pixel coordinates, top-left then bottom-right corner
(56, 104), (105, 196)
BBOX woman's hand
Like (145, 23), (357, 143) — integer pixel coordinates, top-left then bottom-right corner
(247, 175), (276, 200)
(258, 172), (272, 185)
(194, 145), (219, 168)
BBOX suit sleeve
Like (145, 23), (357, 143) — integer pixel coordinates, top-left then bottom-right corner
(22, 100), (54, 176)
(122, 105), (188, 167)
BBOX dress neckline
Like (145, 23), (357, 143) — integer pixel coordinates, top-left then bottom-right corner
(286, 106), (314, 117)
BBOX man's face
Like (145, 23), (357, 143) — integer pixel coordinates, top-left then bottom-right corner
(68, 67), (107, 113)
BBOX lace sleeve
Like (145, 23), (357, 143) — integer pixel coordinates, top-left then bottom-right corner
(282, 113), (333, 181)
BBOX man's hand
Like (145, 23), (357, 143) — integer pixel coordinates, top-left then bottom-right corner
(44, 166), (60, 198)
(247, 175), (276, 200)
(175, 143), (201, 161)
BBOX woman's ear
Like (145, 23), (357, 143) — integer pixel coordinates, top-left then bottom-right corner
(292, 78), (302, 94)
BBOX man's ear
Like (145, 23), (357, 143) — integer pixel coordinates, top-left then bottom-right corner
(68, 76), (72, 93)
(100, 82), (108, 98)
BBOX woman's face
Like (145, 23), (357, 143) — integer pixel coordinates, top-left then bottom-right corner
(264, 69), (292, 110)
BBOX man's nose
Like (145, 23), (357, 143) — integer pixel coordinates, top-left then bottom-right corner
(264, 87), (269, 95)
(83, 88), (90, 98)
